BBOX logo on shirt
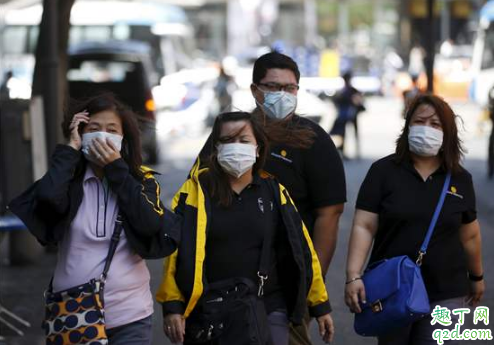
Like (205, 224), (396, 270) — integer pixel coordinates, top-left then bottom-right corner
(257, 198), (274, 213)
(258, 198), (264, 213)
(271, 149), (292, 163)
(447, 186), (463, 199)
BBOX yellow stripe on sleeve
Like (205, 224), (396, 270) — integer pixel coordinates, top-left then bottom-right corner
(279, 183), (328, 307)
(140, 176), (164, 216)
(156, 250), (185, 304)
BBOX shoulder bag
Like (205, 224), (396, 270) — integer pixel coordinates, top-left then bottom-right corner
(354, 173), (451, 337)
(43, 214), (123, 345)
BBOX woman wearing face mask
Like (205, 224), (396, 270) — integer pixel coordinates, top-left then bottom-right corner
(344, 94), (485, 344)
(9, 93), (180, 344)
(157, 111), (334, 345)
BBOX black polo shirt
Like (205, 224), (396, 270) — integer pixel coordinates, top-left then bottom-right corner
(356, 154), (477, 302)
(265, 115), (346, 233)
(204, 174), (286, 313)
(199, 115), (347, 235)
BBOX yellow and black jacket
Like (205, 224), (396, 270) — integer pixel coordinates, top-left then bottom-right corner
(156, 162), (331, 324)
(9, 144), (180, 259)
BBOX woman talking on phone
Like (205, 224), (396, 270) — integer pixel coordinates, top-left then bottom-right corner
(9, 93), (180, 344)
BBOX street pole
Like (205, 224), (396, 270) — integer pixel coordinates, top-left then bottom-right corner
(304, 0), (317, 47)
(425, 0), (436, 93)
(44, 0), (60, 155)
(440, 0), (450, 43)
(338, 0), (350, 54)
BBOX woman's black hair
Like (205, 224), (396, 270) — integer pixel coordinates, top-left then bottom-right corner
(204, 111), (269, 207)
(395, 93), (464, 173)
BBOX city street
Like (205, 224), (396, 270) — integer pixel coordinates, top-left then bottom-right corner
(1, 96), (493, 344)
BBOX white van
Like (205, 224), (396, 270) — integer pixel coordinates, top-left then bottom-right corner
(471, 0), (494, 106)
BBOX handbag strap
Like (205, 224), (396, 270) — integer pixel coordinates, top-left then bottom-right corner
(416, 172), (451, 266)
(100, 213), (124, 283)
(256, 214), (272, 297)
(47, 212), (124, 293)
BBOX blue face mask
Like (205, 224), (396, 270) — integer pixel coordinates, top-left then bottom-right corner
(258, 91), (297, 120)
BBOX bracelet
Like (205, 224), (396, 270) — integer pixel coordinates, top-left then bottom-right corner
(345, 277), (362, 285)
(468, 272), (484, 282)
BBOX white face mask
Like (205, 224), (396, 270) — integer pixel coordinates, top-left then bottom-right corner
(81, 131), (123, 164)
(258, 91), (297, 120)
(408, 125), (444, 157)
(217, 143), (257, 178)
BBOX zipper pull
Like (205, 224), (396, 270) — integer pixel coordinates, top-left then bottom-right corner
(195, 330), (204, 340)
(207, 324), (214, 339)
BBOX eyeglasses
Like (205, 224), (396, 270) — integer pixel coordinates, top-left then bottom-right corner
(257, 82), (299, 93)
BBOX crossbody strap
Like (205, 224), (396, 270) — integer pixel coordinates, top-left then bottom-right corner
(47, 213), (124, 293)
(257, 179), (278, 297)
(100, 213), (124, 283)
(257, 217), (272, 297)
(416, 172), (451, 266)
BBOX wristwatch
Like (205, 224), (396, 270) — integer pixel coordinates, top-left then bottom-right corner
(468, 272), (484, 282)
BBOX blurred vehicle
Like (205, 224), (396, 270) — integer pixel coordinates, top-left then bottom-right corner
(299, 77), (342, 99)
(471, 0), (494, 106)
(393, 44), (473, 102)
(67, 40), (158, 164)
(301, 55), (382, 100)
(434, 44), (473, 100)
(296, 89), (334, 131)
(344, 55), (382, 96)
(2, 0), (195, 98)
(488, 86), (494, 179)
(154, 70), (217, 139)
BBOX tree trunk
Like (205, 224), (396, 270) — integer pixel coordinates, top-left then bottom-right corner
(31, 0), (75, 155)
(425, 0), (436, 93)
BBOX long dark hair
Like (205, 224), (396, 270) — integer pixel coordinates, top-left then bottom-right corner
(62, 93), (144, 179)
(395, 94), (464, 174)
(252, 108), (316, 149)
(204, 112), (269, 207)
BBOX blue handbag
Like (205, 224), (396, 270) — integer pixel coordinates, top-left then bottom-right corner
(354, 173), (451, 337)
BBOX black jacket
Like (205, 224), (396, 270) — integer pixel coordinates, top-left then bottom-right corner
(156, 163), (331, 325)
(8, 144), (180, 259)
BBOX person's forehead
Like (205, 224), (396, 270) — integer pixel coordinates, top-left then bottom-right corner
(88, 110), (121, 124)
(220, 120), (252, 135)
(260, 68), (297, 83)
(413, 104), (438, 118)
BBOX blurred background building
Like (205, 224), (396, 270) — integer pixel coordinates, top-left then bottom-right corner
(1, 1), (494, 344)
(0, 0), (490, 100)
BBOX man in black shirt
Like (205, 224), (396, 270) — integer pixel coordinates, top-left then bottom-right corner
(198, 52), (346, 344)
